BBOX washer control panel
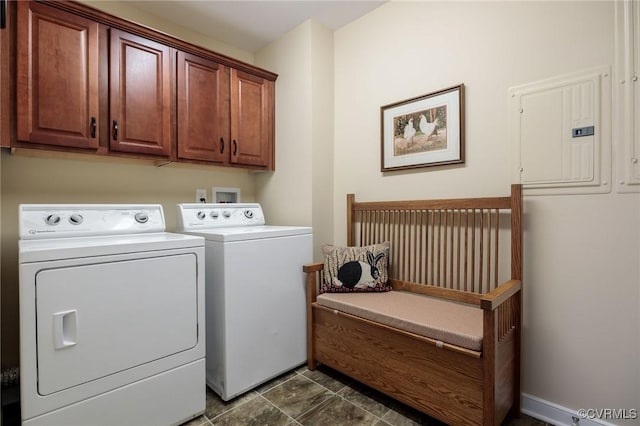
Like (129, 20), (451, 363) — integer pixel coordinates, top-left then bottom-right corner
(177, 203), (265, 230)
(19, 204), (166, 240)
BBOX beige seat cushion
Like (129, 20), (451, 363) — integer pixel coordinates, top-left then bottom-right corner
(316, 290), (483, 351)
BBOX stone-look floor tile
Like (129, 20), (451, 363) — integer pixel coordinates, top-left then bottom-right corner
(503, 414), (549, 426)
(338, 381), (392, 418)
(294, 365), (309, 374)
(256, 370), (300, 394)
(381, 401), (444, 426)
(180, 415), (212, 426)
(203, 387), (258, 420)
(302, 365), (353, 393)
(296, 395), (378, 426)
(209, 395), (292, 426)
(262, 374), (333, 419)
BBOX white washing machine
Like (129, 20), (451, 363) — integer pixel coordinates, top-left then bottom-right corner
(176, 203), (312, 401)
(19, 204), (206, 426)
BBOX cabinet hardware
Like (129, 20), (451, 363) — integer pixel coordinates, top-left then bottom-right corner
(220, 137), (224, 154)
(112, 120), (118, 140)
(90, 117), (96, 138)
(233, 140), (237, 155)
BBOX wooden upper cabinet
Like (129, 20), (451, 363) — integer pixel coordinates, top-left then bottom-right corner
(0, 0), (13, 148)
(110, 29), (172, 157)
(177, 51), (230, 163)
(230, 69), (274, 169)
(16, 1), (99, 149)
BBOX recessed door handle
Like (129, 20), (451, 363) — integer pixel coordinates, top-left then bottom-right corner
(220, 137), (224, 154)
(53, 310), (78, 350)
(233, 139), (237, 155)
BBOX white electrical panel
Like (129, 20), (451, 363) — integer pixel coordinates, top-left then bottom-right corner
(614, 0), (640, 192)
(509, 66), (612, 195)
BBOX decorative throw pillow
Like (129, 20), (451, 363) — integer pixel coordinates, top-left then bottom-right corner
(321, 242), (391, 293)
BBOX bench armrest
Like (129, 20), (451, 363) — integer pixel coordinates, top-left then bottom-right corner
(303, 262), (324, 273)
(480, 279), (522, 311)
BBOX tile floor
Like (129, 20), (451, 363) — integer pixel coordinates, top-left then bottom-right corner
(2, 364), (548, 425)
(182, 365), (549, 426)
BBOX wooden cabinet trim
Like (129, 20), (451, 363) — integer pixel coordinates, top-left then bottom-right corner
(41, 0), (277, 82)
(109, 28), (172, 157)
(16, 1), (100, 150)
(0, 0), (15, 148)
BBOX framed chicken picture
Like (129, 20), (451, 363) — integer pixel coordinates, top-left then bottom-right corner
(380, 84), (465, 171)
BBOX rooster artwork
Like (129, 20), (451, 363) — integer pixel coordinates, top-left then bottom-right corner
(393, 105), (447, 157)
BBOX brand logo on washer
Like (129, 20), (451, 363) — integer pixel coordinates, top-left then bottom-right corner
(29, 229), (55, 234)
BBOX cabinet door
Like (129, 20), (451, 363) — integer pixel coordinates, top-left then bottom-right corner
(17, 1), (99, 149)
(0, 0), (12, 148)
(230, 69), (274, 169)
(177, 51), (230, 163)
(110, 29), (171, 157)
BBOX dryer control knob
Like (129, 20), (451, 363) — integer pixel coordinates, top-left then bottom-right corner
(45, 214), (61, 226)
(210, 211), (219, 219)
(69, 214), (84, 225)
(244, 210), (254, 219)
(223, 211), (231, 218)
(196, 211), (206, 220)
(135, 212), (149, 224)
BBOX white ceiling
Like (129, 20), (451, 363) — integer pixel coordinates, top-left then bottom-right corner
(127, 1), (386, 52)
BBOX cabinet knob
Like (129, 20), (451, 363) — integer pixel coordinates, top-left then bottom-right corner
(112, 120), (118, 141)
(220, 137), (224, 154)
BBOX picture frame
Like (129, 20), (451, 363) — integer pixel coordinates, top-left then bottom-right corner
(380, 84), (465, 172)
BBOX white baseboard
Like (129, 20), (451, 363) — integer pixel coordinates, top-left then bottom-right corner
(521, 393), (618, 426)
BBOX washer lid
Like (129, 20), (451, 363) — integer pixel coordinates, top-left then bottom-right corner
(182, 225), (312, 242)
(19, 232), (204, 263)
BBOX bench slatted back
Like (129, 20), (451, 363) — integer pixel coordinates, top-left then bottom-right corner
(347, 185), (522, 299)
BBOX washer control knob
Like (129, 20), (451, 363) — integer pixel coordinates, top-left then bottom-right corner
(223, 211), (231, 218)
(210, 211), (219, 219)
(134, 212), (149, 224)
(69, 213), (84, 225)
(244, 210), (254, 219)
(196, 211), (206, 220)
(45, 214), (61, 226)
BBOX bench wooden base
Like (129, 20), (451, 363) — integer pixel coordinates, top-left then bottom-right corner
(305, 185), (523, 426)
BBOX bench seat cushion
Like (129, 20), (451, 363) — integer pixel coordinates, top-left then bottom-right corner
(316, 291), (483, 351)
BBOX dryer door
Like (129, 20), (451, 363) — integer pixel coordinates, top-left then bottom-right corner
(35, 253), (198, 395)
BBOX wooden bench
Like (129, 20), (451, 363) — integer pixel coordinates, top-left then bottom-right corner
(304, 184), (522, 425)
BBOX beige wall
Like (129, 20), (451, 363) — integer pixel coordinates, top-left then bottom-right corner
(0, 2), (258, 369)
(333, 0), (639, 422)
(81, 0), (254, 63)
(254, 20), (334, 260)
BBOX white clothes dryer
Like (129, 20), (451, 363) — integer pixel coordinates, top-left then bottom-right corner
(19, 204), (205, 426)
(176, 203), (312, 401)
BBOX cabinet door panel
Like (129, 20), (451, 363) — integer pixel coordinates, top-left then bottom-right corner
(0, 0), (12, 148)
(17, 1), (99, 149)
(110, 29), (171, 157)
(230, 69), (273, 169)
(177, 52), (229, 163)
